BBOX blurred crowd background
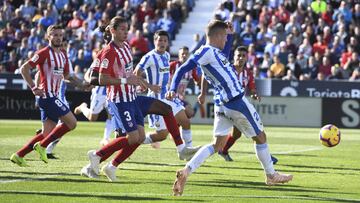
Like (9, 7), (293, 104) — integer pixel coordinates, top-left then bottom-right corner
(0, 0), (359, 82)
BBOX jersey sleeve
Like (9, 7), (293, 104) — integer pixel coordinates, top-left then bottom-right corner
(28, 48), (47, 69)
(62, 51), (70, 75)
(190, 46), (212, 66)
(169, 61), (177, 76)
(246, 69), (256, 91)
(99, 49), (115, 75)
(137, 54), (152, 71)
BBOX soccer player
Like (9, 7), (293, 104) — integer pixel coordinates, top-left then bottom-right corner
(169, 46), (201, 118)
(167, 20), (293, 196)
(214, 46), (278, 164)
(10, 25), (77, 166)
(134, 30), (195, 148)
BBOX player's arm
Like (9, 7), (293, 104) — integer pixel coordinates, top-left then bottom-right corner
(21, 53), (45, 96)
(247, 69), (261, 101)
(197, 75), (208, 104)
(222, 22), (234, 59)
(167, 58), (198, 100)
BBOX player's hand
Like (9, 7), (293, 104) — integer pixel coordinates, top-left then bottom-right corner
(250, 93), (261, 102)
(126, 75), (142, 86)
(32, 87), (45, 97)
(165, 91), (176, 100)
(149, 85), (161, 94)
(197, 93), (206, 104)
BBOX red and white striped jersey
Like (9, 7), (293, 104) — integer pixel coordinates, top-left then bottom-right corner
(28, 46), (69, 97)
(237, 68), (256, 92)
(99, 41), (136, 103)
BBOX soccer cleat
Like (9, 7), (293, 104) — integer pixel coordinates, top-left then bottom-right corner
(172, 168), (189, 196)
(150, 142), (161, 149)
(10, 153), (29, 167)
(266, 172), (293, 186)
(47, 153), (58, 159)
(80, 164), (99, 179)
(74, 102), (87, 115)
(101, 162), (117, 182)
(100, 138), (110, 146)
(87, 150), (101, 175)
(33, 142), (48, 163)
(178, 146), (201, 161)
(218, 151), (233, 162)
(271, 155), (278, 165)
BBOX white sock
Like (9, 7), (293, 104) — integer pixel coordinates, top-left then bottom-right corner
(186, 144), (215, 174)
(176, 143), (185, 153)
(46, 138), (60, 154)
(108, 161), (117, 169)
(143, 133), (153, 144)
(81, 106), (91, 119)
(181, 129), (192, 147)
(103, 119), (114, 140)
(255, 143), (275, 175)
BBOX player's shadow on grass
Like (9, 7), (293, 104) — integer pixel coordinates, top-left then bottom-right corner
(0, 170), (81, 177)
(120, 167), (224, 176)
(0, 190), (203, 202)
(280, 164), (360, 172)
(190, 179), (356, 195)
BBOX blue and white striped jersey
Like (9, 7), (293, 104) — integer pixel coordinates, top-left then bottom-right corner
(137, 50), (171, 99)
(170, 44), (244, 104)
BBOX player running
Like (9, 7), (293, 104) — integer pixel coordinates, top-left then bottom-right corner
(167, 20), (293, 196)
(10, 25), (78, 166)
(134, 30), (195, 148)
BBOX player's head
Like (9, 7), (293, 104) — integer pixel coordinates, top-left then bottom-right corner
(46, 25), (64, 48)
(154, 30), (169, 53)
(234, 46), (247, 67)
(107, 16), (128, 42)
(206, 20), (228, 49)
(178, 46), (189, 63)
(99, 24), (112, 44)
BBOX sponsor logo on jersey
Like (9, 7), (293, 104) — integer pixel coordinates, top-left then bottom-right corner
(31, 54), (39, 63)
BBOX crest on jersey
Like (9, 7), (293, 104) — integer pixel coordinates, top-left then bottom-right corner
(91, 58), (100, 68)
(31, 54), (39, 63)
(100, 58), (109, 69)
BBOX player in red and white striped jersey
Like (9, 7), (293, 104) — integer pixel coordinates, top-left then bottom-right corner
(10, 25), (78, 166)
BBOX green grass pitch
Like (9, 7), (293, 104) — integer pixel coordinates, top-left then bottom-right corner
(0, 120), (359, 203)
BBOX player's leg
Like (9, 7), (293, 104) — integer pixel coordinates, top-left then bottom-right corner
(218, 127), (242, 161)
(173, 105), (232, 196)
(101, 113), (115, 146)
(33, 97), (77, 163)
(224, 96), (291, 185)
(182, 100), (194, 118)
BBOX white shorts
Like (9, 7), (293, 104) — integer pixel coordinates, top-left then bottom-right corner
(148, 98), (185, 131)
(90, 86), (107, 114)
(213, 96), (263, 138)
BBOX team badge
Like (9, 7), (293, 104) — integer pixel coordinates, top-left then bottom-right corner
(100, 58), (109, 69)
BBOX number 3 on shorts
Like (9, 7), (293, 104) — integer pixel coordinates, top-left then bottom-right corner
(124, 111), (132, 121)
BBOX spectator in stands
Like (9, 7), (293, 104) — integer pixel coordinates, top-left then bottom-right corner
(255, 23), (271, 52)
(67, 11), (83, 30)
(312, 34), (327, 56)
(304, 55), (319, 79)
(46, 3), (59, 23)
(298, 37), (313, 58)
(117, 0), (134, 22)
(311, 0), (327, 14)
(291, 27), (303, 47)
(329, 35), (345, 58)
(333, 1), (352, 25)
(268, 54), (285, 78)
(38, 10), (55, 29)
(246, 44), (258, 70)
(85, 11), (97, 30)
(343, 52), (360, 78)
(129, 30), (149, 63)
(157, 11), (176, 40)
(282, 69), (297, 80)
(278, 41), (290, 65)
(285, 15), (301, 34)
(73, 49), (88, 72)
(259, 52), (272, 78)
(319, 56), (332, 77)
(327, 64), (344, 80)
(275, 4), (290, 24)
(59, 4), (73, 25)
(19, 0), (36, 21)
(214, 2), (230, 21)
(16, 38), (30, 59)
(286, 53), (302, 79)
(264, 35), (279, 58)
(285, 34), (297, 55)
(349, 67), (360, 81)
(239, 24), (255, 46)
(340, 44), (354, 67)
(137, 1), (154, 25)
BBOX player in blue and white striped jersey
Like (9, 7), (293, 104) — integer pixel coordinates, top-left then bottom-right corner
(134, 30), (195, 148)
(167, 20), (293, 196)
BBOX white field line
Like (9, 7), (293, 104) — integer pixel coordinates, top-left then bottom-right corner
(0, 190), (359, 202)
(0, 146), (323, 184)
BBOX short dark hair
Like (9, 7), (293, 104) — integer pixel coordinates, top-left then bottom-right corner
(179, 46), (189, 52)
(99, 25), (111, 44)
(235, 46), (247, 53)
(206, 20), (227, 37)
(154, 30), (169, 40)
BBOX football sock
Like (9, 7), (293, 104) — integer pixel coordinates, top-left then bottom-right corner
(81, 105), (91, 120)
(186, 144), (215, 174)
(17, 132), (44, 157)
(46, 138), (60, 154)
(112, 143), (140, 167)
(255, 143), (275, 175)
(163, 114), (183, 146)
(176, 143), (185, 153)
(181, 129), (192, 147)
(221, 134), (238, 154)
(96, 137), (129, 162)
(40, 123), (70, 147)
(143, 133), (153, 144)
(103, 119), (114, 140)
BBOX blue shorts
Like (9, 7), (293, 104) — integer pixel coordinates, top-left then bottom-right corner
(136, 96), (157, 116)
(107, 100), (144, 133)
(38, 97), (70, 122)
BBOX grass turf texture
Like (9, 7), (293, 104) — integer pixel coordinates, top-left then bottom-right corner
(0, 120), (359, 203)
